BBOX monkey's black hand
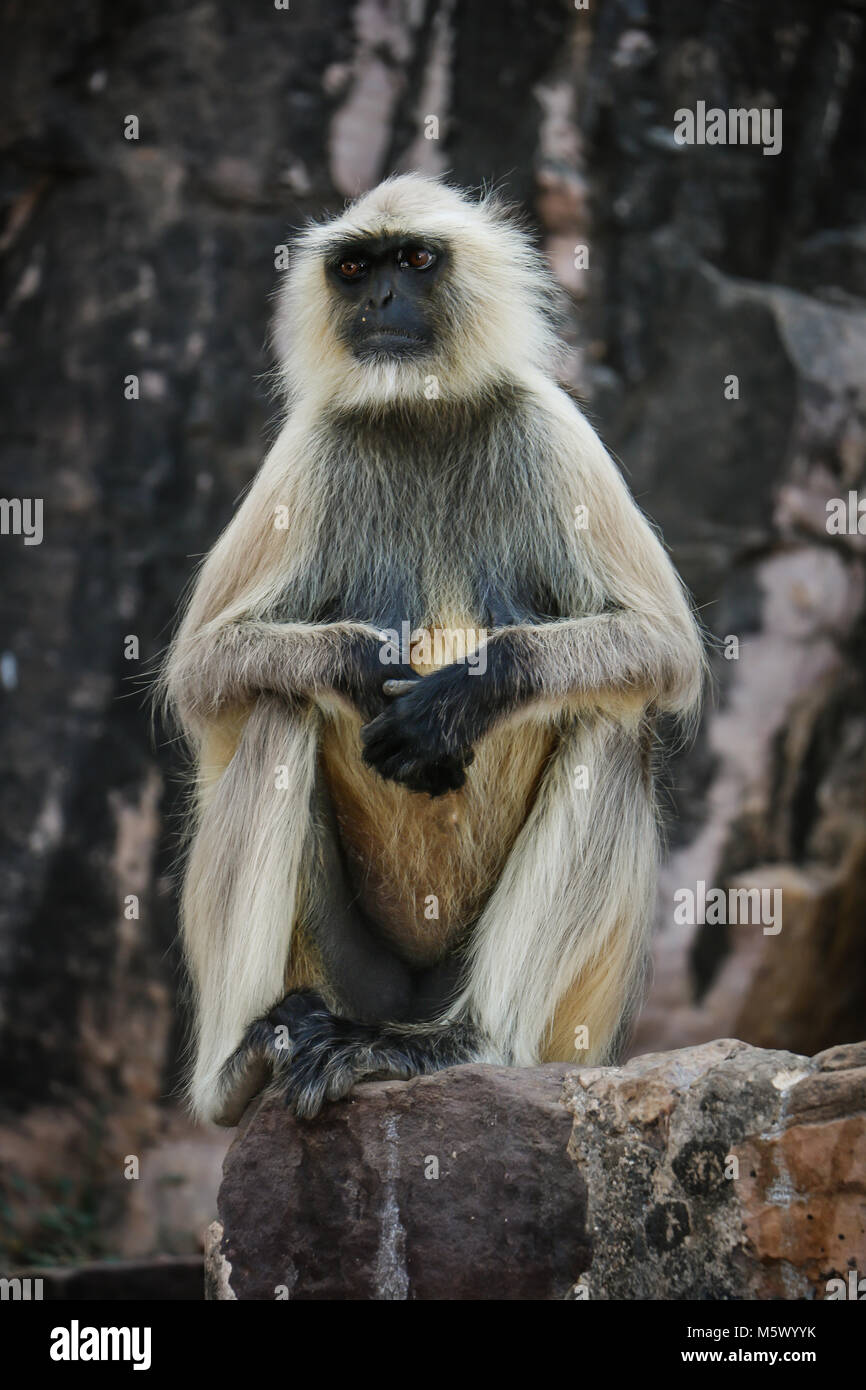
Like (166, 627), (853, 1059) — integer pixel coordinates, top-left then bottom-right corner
(360, 661), (491, 796)
(334, 631), (420, 720)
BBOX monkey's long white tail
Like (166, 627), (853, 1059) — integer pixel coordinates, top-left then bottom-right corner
(460, 715), (656, 1067)
(180, 696), (318, 1121)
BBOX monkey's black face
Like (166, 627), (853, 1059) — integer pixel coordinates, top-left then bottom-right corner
(326, 235), (446, 362)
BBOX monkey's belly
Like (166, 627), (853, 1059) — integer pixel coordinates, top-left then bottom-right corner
(320, 712), (556, 966)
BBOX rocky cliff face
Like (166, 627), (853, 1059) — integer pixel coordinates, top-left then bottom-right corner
(568, 5), (866, 1060)
(1, 0), (864, 1263)
(209, 1041), (866, 1300)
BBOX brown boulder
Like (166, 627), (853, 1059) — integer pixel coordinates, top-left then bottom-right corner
(214, 1064), (587, 1301)
(210, 1039), (866, 1300)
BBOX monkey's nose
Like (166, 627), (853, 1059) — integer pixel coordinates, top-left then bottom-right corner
(366, 288), (394, 310)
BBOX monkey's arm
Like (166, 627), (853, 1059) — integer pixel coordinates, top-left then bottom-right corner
(168, 618), (417, 729)
(363, 608), (701, 789)
(161, 414), (420, 734)
(363, 569), (703, 793)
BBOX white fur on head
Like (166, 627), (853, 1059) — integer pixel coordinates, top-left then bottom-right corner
(273, 174), (562, 410)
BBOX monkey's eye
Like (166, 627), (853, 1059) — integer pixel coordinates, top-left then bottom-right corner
(398, 246), (436, 271)
(337, 258), (368, 280)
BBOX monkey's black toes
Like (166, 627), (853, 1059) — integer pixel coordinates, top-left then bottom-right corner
(282, 1047), (357, 1118)
(229, 990), (331, 1078)
(274, 1011), (378, 1118)
(236, 994), (419, 1119)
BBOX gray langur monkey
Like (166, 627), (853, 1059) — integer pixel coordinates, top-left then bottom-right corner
(162, 174), (705, 1125)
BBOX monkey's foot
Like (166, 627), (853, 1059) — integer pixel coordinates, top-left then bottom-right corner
(214, 992), (311, 1125)
(251, 990), (477, 1118)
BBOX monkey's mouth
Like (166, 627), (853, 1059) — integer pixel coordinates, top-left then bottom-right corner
(353, 329), (430, 361)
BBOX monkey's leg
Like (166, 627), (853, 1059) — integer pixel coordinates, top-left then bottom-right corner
(276, 719), (657, 1115)
(300, 768), (419, 1023)
(217, 768), (473, 1120)
(182, 695), (319, 1125)
(459, 714), (657, 1069)
(224, 720), (656, 1119)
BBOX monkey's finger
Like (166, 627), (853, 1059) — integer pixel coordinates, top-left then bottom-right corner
(359, 711), (391, 744)
(383, 679), (418, 697)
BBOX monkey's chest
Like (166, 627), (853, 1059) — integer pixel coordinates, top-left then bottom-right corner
(320, 711), (554, 966)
